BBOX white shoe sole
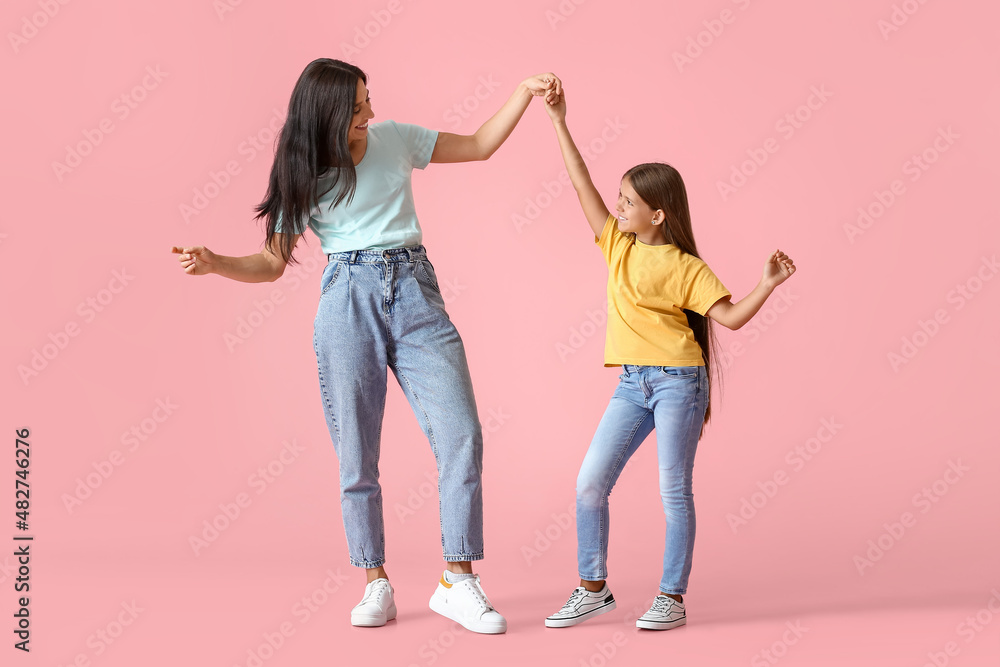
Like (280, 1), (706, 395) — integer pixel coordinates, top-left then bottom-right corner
(636, 615), (686, 630)
(351, 602), (397, 627)
(545, 599), (617, 628)
(429, 591), (507, 634)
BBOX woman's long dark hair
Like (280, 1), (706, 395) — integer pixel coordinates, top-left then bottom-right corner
(623, 162), (724, 438)
(254, 58), (367, 265)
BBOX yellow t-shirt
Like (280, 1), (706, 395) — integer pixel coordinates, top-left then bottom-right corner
(595, 213), (731, 367)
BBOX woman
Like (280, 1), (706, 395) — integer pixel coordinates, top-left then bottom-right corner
(171, 58), (562, 634)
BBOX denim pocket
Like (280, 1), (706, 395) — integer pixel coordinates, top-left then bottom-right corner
(659, 366), (698, 379)
(415, 259), (442, 294)
(319, 261), (342, 296)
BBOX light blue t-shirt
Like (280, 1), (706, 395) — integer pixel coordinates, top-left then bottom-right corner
(275, 119), (439, 252)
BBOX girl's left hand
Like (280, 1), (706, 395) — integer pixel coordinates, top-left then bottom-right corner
(763, 249), (796, 288)
(522, 73), (563, 105)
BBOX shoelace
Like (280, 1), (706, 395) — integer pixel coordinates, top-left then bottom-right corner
(649, 595), (678, 615)
(559, 587), (588, 612)
(360, 579), (389, 605)
(457, 575), (493, 611)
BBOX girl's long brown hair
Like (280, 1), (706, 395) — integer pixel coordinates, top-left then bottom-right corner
(623, 162), (724, 438)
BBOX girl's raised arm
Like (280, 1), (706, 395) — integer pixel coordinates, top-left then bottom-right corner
(544, 89), (610, 238)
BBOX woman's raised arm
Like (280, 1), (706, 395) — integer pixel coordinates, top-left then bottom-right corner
(430, 73), (562, 163)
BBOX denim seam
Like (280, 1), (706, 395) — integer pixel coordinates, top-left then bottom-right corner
(375, 365), (388, 557)
(655, 375), (704, 595)
(416, 260), (442, 294)
(320, 261), (343, 297)
(659, 366), (698, 379)
(349, 555), (386, 568)
(596, 407), (653, 579)
(639, 372), (653, 405)
(313, 358), (341, 449)
(390, 365), (440, 457)
(390, 362), (447, 547)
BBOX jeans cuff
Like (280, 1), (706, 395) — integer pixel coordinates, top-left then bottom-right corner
(443, 552), (484, 562)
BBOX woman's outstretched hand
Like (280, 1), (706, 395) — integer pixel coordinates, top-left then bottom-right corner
(762, 249), (796, 288)
(521, 72), (563, 105)
(171, 245), (217, 276)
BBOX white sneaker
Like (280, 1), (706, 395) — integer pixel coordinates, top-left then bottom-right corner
(351, 578), (397, 627)
(428, 572), (507, 634)
(545, 584), (617, 627)
(636, 594), (686, 630)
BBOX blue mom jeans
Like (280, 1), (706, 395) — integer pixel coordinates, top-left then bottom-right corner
(313, 245), (484, 568)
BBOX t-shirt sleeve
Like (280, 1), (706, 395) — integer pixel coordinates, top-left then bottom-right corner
(390, 120), (439, 170)
(595, 212), (620, 265)
(274, 208), (311, 235)
(682, 257), (732, 315)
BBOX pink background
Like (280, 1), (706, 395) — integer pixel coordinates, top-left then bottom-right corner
(4, 0), (999, 665)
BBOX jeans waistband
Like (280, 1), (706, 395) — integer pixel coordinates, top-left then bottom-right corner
(621, 363), (701, 375)
(327, 244), (427, 264)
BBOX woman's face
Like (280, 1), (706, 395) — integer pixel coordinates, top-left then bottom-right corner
(615, 177), (660, 234)
(347, 77), (375, 144)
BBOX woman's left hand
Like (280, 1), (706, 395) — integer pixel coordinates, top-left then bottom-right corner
(522, 73), (563, 105)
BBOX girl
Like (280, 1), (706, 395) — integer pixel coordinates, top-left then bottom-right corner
(171, 58), (562, 634)
(539, 86), (796, 630)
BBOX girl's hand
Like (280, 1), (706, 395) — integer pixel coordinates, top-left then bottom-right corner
(521, 72), (562, 105)
(762, 249), (796, 289)
(171, 245), (218, 276)
(544, 86), (567, 123)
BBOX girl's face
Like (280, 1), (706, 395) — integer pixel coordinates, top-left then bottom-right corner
(615, 177), (662, 235)
(347, 78), (374, 144)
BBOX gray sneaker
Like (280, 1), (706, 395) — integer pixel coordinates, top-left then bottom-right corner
(544, 585), (617, 628)
(636, 594), (686, 630)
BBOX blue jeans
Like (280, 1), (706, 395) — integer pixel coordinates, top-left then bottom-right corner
(313, 245), (484, 568)
(576, 363), (708, 595)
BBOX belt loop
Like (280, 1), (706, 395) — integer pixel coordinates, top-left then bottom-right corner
(349, 250), (359, 263)
(622, 365), (630, 377)
(405, 247), (413, 262)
